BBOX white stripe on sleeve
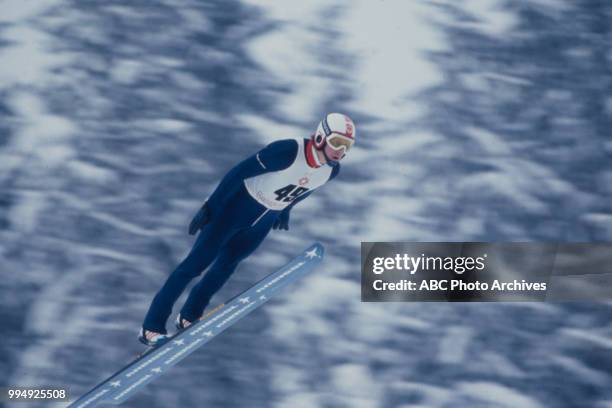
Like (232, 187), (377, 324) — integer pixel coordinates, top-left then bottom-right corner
(256, 153), (267, 169)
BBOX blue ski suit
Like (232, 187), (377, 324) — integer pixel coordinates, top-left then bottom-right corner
(143, 138), (339, 333)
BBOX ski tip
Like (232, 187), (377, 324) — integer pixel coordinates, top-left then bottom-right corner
(306, 242), (325, 259)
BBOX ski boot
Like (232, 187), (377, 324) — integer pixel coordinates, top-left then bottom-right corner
(175, 313), (194, 331)
(138, 328), (170, 347)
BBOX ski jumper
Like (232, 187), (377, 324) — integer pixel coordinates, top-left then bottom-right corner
(143, 138), (340, 333)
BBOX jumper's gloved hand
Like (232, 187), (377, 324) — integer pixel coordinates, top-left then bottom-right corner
(189, 202), (211, 235)
(273, 209), (290, 231)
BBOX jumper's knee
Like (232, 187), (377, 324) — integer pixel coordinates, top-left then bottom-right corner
(174, 256), (207, 279)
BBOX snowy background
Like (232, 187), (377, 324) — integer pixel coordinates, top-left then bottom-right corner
(1, 0), (612, 407)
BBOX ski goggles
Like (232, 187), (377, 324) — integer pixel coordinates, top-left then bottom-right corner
(326, 133), (354, 152)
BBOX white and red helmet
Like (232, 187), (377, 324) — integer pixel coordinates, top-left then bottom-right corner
(312, 113), (356, 155)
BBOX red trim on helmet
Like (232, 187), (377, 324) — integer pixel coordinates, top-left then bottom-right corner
(305, 139), (321, 168)
(333, 131), (354, 139)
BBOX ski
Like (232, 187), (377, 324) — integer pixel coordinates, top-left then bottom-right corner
(68, 243), (324, 407)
